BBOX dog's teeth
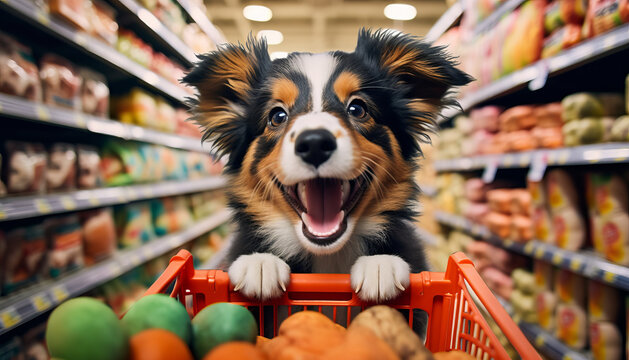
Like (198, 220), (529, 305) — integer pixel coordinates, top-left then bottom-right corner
(341, 180), (350, 205)
(298, 182), (307, 208)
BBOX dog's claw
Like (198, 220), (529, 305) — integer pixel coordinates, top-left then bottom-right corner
(280, 281), (286, 292)
(233, 281), (244, 292)
(354, 281), (363, 294)
(394, 279), (406, 292)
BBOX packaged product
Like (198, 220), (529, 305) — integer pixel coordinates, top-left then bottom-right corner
(21, 322), (48, 360)
(0, 155), (6, 197)
(610, 115), (629, 141)
(505, 130), (536, 152)
(562, 117), (614, 146)
(40, 55), (82, 110)
(534, 102), (563, 128)
(184, 151), (209, 180)
(77, 145), (103, 189)
(532, 205), (553, 243)
(101, 142), (146, 186)
(80, 68), (109, 117)
(552, 207), (586, 250)
(4, 141), (47, 195)
(528, 179), (546, 206)
(470, 106), (500, 132)
(49, 0), (92, 31)
(2, 223), (47, 294)
(542, 24), (582, 58)
(155, 97), (177, 133)
(47, 214), (84, 277)
(501, 0), (544, 75)
(511, 288), (537, 323)
(465, 241), (523, 274)
(151, 196), (193, 236)
(590, 322), (622, 360)
(90, 0), (118, 45)
(531, 126), (563, 148)
(544, 0), (587, 34)
(137, 144), (162, 182)
(116, 30), (153, 68)
(175, 108), (201, 138)
(586, 173), (629, 216)
(562, 93), (625, 121)
(485, 212), (512, 238)
(0, 32), (42, 101)
(160, 147), (186, 180)
(546, 170), (579, 211)
(499, 106), (537, 132)
(463, 202), (490, 223)
(190, 191), (225, 219)
(510, 215), (533, 242)
(81, 208), (116, 265)
(536, 290), (558, 331)
(591, 211), (629, 265)
(113, 88), (157, 127)
(556, 269), (586, 306)
(480, 266), (513, 300)
(589, 281), (620, 321)
(182, 23), (215, 54)
(487, 189), (513, 214)
(556, 303), (588, 349)
(46, 143), (77, 191)
(115, 202), (155, 248)
(582, 0), (629, 38)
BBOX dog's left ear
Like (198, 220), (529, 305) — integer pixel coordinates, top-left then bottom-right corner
(355, 29), (472, 107)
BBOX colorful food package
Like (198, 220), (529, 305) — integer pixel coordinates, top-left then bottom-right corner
(47, 215), (84, 277)
(531, 126), (564, 148)
(590, 321), (623, 360)
(77, 145), (103, 189)
(463, 178), (485, 201)
(81, 208), (116, 265)
(0, 32), (42, 101)
(49, 0), (92, 31)
(542, 24), (582, 58)
(501, 0), (544, 75)
(546, 170), (579, 211)
(534, 261), (556, 331)
(116, 30), (153, 68)
(556, 303), (588, 349)
(534, 102), (564, 128)
(80, 68), (109, 117)
(499, 106), (537, 132)
(470, 106), (501, 132)
(138, 144), (162, 182)
(505, 130), (537, 152)
(465, 241), (524, 274)
(155, 97), (177, 133)
(462, 201), (490, 223)
(113, 88), (157, 128)
(90, 0), (118, 45)
(184, 151), (209, 180)
(487, 189), (513, 214)
(589, 281), (620, 321)
(160, 147), (186, 180)
(586, 173), (629, 215)
(510, 215), (533, 242)
(115, 202), (155, 248)
(611, 115), (629, 142)
(40, 55), (82, 110)
(544, 0), (587, 34)
(582, 0), (629, 38)
(485, 212), (512, 238)
(552, 207), (586, 250)
(4, 141), (47, 195)
(480, 267), (514, 300)
(47, 143), (77, 191)
(2, 223), (47, 295)
(563, 117), (615, 146)
(562, 93), (626, 121)
(151, 196), (193, 236)
(591, 211), (629, 265)
(175, 108), (201, 138)
(588, 283), (623, 359)
(101, 142), (147, 186)
(556, 269), (586, 306)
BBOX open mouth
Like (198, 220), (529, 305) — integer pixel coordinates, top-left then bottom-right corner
(277, 175), (368, 246)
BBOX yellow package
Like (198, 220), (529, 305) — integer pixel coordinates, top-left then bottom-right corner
(589, 280), (620, 322)
(556, 303), (587, 349)
(590, 321), (622, 360)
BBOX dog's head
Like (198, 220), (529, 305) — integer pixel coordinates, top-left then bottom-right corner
(185, 29), (471, 258)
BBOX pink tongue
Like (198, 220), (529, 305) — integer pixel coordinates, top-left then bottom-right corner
(305, 178), (343, 235)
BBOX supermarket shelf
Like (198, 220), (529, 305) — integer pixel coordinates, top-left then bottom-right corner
(434, 143), (629, 172)
(113, 0), (197, 64)
(425, 1), (463, 43)
(472, 0), (526, 37)
(0, 94), (208, 153)
(0, 209), (232, 335)
(441, 23), (629, 120)
(0, 177), (227, 222)
(0, 0), (189, 104)
(176, 0), (226, 46)
(519, 323), (592, 360)
(435, 211), (629, 292)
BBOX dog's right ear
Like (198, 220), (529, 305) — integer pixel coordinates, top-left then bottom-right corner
(183, 37), (271, 161)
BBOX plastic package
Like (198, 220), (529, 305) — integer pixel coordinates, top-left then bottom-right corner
(80, 68), (109, 117)
(101, 142), (145, 186)
(49, 0), (92, 31)
(470, 106), (501, 132)
(485, 212), (512, 238)
(2, 223), (47, 295)
(151, 196), (193, 236)
(40, 55), (82, 110)
(90, 0), (118, 45)
(534, 102), (563, 128)
(510, 215), (533, 242)
(116, 30), (153, 68)
(499, 106), (537, 131)
(532, 126), (564, 148)
(583, 0), (629, 38)
(542, 25), (582, 58)
(487, 189), (513, 214)
(47, 143), (77, 191)
(4, 141), (47, 195)
(556, 303), (588, 349)
(506, 130), (537, 152)
(0, 32), (42, 101)
(47, 214), (84, 277)
(77, 145), (103, 189)
(81, 208), (116, 265)
(610, 115), (629, 141)
(113, 88), (157, 128)
(544, 0), (587, 34)
(501, 0), (545, 75)
(590, 322), (622, 360)
(115, 202), (155, 248)
(155, 97), (176, 133)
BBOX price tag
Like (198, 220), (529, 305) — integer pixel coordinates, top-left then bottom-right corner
(74, 113), (86, 128)
(482, 159), (499, 184)
(563, 355), (573, 360)
(32, 294), (52, 311)
(88, 197), (100, 206)
(127, 189), (138, 200)
(529, 60), (549, 91)
(142, 247), (154, 259)
(35, 199), (52, 214)
(52, 286), (69, 303)
(74, 33), (87, 46)
(551, 253), (562, 265)
(557, 150), (570, 165)
(519, 153), (531, 167)
(603, 271), (616, 284)
(570, 258), (582, 271)
(524, 242), (535, 254)
(0, 209), (6, 219)
(109, 263), (123, 277)
(169, 236), (180, 248)
(535, 334), (545, 347)
(130, 255), (142, 266)
(503, 155), (514, 167)
(528, 152), (548, 182)
(35, 105), (50, 121)
(0, 308), (21, 329)
(60, 196), (77, 210)
(535, 247), (545, 259)
(35, 10), (49, 25)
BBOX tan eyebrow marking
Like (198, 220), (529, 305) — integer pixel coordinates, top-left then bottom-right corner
(333, 72), (361, 103)
(271, 78), (299, 108)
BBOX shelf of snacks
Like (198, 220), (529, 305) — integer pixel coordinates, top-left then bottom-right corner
(435, 142), (629, 172)
(0, 94), (208, 153)
(425, 1), (463, 43)
(519, 323), (592, 360)
(438, 12), (629, 120)
(0, 177), (227, 222)
(435, 210), (629, 293)
(0, 207), (231, 335)
(112, 0), (197, 64)
(470, 0), (527, 37)
(175, 0), (227, 46)
(0, 0), (190, 104)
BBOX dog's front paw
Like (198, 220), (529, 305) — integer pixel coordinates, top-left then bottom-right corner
(351, 255), (410, 302)
(228, 253), (291, 300)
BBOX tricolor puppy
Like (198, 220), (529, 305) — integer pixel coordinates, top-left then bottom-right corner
(184, 30), (471, 304)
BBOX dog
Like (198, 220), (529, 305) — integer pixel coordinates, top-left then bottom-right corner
(184, 29), (471, 317)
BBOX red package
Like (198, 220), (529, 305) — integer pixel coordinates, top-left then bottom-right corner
(0, 32), (42, 101)
(47, 143), (77, 191)
(80, 68), (109, 117)
(542, 24), (582, 58)
(46, 215), (84, 278)
(2, 223), (47, 295)
(4, 141), (47, 195)
(90, 0), (118, 45)
(49, 0), (92, 32)
(77, 145), (103, 189)
(81, 208), (116, 265)
(583, 0), (629, 38)
(40, 55), (82, 110)
(544, 0), (587, 34)
(485, 212), (513, 238)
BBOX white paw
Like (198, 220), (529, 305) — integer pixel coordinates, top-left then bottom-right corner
(351, 255), (410, 302)
(228, 253), (291, 300)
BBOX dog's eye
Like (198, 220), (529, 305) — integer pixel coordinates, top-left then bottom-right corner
(347, 100), (367, 119)
(269, 108), (288, 127)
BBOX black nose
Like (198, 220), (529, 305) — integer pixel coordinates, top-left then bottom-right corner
(295, 129), (337, 167)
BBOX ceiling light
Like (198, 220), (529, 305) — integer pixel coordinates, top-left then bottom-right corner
(257, 30), (283, 45)
(243, 5), (272, 22)
(384, 3), (417, 21)
(270, 51), (288, 60)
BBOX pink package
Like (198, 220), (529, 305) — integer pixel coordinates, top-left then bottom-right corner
(471, 106), (501, 132)
(466, 241), (520, 274)
(465, 178), (487, 202)
(472, 130), (496, 155)
(463, 202), (491, 223)
(481, 266), (514, 300)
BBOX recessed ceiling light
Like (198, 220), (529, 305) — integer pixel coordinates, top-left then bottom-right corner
(243, 5), (272, 22)
(270, 51), (288, 60)
(384, 3), (417, 21)
(257, 30), (283, 45)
